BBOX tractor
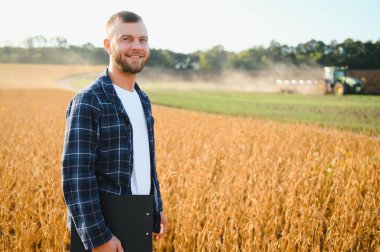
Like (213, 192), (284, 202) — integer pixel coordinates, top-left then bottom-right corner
(324, 66), (363, 95)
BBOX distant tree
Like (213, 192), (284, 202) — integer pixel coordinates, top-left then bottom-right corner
(82, 43), (95, 50)
(268, 40), (283, 61)
(148, 49), (176, 68)
(231, 46), (267, 70)
(306, 40), (326, 63)
(49, 37), (68, 48)
(199, 45), (227, 71)
(23, 35), (47, 48)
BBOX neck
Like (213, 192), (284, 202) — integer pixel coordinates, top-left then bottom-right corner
(108, 64), (136, 92)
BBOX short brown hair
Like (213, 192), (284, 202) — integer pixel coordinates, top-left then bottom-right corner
(106, 11), (143, 28)
(106, 11), (143, 38)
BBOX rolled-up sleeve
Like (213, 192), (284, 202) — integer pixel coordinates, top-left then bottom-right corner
(62, 91), (113, 250)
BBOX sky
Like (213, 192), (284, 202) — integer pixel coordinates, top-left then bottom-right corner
(1, 0), (379, 53)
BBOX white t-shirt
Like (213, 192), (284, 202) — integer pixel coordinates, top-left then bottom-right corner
(113, 84), (151, 195)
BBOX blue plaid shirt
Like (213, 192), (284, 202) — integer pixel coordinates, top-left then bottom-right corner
(62, 69), (163, 250)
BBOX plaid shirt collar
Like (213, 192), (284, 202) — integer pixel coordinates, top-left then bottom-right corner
(99, 68), (151, 122)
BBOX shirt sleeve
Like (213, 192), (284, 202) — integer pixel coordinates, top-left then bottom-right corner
(62, 91), (113, 250)
(148, 99), (164, 213)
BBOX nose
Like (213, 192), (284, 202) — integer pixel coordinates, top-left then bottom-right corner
(130, 40), (143, 50)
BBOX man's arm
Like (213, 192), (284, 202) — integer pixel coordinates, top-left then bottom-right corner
(62, 91), (113, 250)
(146, 98), (167, 238)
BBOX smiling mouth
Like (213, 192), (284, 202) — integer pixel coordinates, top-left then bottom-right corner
(127, 55), (143, 59)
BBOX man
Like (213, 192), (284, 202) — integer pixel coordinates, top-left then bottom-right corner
(62, 11), (167, 251)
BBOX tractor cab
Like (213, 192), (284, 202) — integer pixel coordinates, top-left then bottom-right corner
(324, 67), (345, 84)
(323, 66), (362, 95)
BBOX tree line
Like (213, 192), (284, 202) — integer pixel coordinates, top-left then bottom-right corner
(1, 36), (379, 70)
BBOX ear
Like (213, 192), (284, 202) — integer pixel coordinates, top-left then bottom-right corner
(103, 38), (110, 54)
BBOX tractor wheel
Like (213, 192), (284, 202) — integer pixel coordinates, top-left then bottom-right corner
(334, 82), (348, 95)
(353, 84), (363, 94)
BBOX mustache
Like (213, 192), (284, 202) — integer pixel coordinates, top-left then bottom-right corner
(126, 51), (145, 57)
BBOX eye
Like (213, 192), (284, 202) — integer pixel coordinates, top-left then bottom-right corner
(122, 37), (131, 42)
(140, 38), (148, 43)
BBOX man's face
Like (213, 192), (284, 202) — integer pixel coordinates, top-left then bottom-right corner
(105, 20), (150, 73)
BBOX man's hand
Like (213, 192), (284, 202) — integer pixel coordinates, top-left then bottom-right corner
(92, 235), (123, 252)
(153, 211), (168, 239)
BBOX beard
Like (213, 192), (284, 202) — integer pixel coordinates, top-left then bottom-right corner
(111, 47), (148, 74)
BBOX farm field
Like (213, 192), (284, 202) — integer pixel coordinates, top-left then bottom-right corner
(0, 63), (105, 89)
(0, 88), (379, 251)
(1, 64), (380, 251)
(144, 90), (380, 134)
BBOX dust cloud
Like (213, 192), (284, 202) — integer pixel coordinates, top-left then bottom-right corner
(138, 64), (325, 94)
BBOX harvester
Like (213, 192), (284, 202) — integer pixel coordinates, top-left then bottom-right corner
(323, 66), (363, 95)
